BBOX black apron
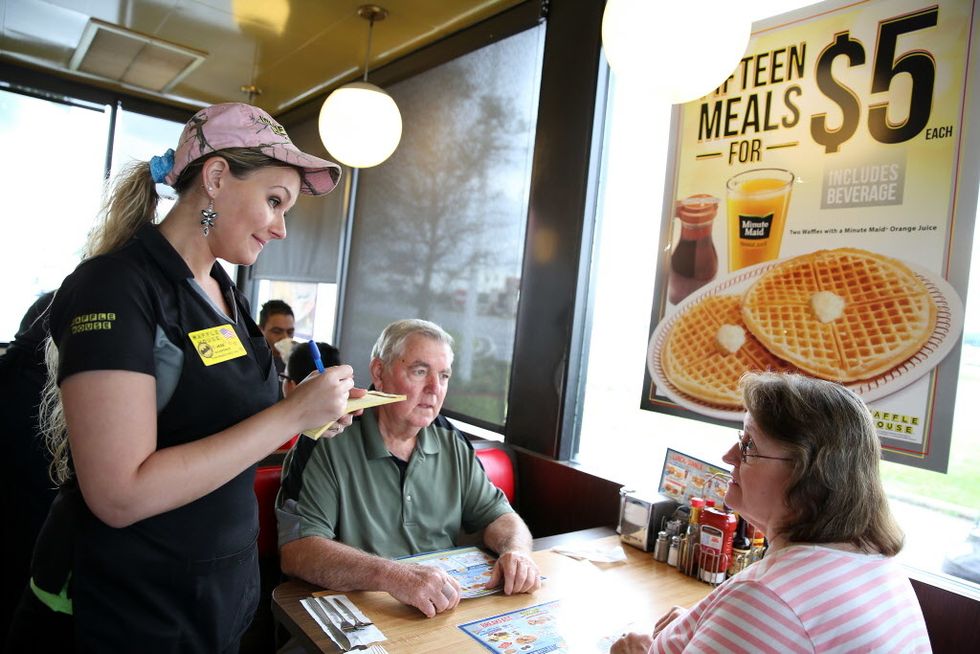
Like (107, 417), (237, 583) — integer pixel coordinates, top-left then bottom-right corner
(72, 277), (278, 653)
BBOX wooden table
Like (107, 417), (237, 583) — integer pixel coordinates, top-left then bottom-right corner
(272, 531), (711, 653)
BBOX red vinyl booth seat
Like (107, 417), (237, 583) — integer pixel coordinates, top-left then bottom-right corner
(254, 465), (282, 558)
(474, 446), (517, 505)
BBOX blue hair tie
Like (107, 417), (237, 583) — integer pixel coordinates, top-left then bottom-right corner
(149, 149), (175, 183)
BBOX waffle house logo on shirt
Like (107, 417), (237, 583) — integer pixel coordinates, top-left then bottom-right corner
(70, 312), (116, 334)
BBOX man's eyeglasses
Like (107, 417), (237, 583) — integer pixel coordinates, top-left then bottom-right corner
(737, 431), (793, 463)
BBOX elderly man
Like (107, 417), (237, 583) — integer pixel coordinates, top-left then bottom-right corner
(276, 319), (540, 617)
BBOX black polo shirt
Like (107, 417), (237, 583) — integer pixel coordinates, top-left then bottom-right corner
(49, 223), (279, 559)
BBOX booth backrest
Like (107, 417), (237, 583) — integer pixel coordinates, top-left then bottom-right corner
(254, 465), (282, 558)
(473, 442), (517, 506)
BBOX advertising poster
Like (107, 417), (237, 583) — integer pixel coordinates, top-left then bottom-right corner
(641, 0), (980, 471)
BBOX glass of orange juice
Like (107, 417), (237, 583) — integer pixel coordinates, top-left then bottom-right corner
(726, 168), (794, 271)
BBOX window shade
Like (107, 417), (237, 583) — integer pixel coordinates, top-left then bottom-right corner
(251, 118), (346, 283)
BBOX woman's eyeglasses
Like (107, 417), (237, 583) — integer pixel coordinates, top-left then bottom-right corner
(737, 431), (793, 463)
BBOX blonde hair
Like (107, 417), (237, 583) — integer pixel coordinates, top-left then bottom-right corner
(42, 160), (158, 483)
(42, 148), (305, 484)
(741, 372), (904, 556)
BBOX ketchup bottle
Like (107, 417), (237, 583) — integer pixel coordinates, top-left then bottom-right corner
(668, 195), (719, 305)
(698, 506), (737, 584)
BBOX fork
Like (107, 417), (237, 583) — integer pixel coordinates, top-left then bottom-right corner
(317, 596), (357, 632)
(331, 598), (373, 628)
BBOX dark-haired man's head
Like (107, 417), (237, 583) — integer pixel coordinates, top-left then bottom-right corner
(259, 299), (295, 358)
(282, 341), (342, 397)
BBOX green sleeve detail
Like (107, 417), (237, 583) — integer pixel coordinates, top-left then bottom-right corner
(30, 574), (73, 615)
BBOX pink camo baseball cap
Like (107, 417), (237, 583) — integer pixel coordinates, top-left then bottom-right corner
(163, 103), (341, 195)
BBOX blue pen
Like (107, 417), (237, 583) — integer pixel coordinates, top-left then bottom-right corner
(308, 340), (325, 373)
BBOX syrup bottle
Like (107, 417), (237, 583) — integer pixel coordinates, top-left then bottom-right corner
(727, 515), (752, 578)
(668, 194), (719, 305)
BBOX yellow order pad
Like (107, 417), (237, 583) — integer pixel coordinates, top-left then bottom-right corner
(301, 391), (406, 440)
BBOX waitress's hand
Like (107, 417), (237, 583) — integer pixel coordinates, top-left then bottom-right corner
(285, 364), (355, 432)
(323, 386), (367, 437)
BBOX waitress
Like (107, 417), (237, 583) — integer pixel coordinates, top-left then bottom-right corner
(7, 103), (360, 653)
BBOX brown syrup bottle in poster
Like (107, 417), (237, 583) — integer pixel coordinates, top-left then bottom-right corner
(668, 195), (719, 305)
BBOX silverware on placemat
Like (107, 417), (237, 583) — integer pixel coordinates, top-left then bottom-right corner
(303, 598), (354, 650)
(330, 597), (373, 628)
(319, 596), (357, 631)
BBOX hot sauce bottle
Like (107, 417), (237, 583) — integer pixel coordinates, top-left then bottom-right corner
(698, 506), (737, 584)
(668, 195), (719, 305)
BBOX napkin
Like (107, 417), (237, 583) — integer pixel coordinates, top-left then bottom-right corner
(552, 541), (628, 563)
(301, 595), (386, 650)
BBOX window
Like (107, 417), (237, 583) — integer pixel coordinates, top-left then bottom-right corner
(339, 26), (544, 427)
(577, 50), (979, 591)
(0, 91), (186, 343)
(110, 106), (185, 219)
(0, 90), (108, 341)
(254, 280), (338, 346)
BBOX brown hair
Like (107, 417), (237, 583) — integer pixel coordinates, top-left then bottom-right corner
(741, 372), (904, 556)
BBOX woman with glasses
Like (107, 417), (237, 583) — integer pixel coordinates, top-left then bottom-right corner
(612, 372), (931, 654)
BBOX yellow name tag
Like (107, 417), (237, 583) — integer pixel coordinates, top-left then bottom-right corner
(187, 324), (247, 366)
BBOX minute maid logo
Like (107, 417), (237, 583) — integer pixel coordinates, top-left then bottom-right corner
(70, 312), (116, 334)
(187, 324), (247, 366)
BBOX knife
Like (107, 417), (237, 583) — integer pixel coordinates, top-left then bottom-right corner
(304, 598), (354, 651)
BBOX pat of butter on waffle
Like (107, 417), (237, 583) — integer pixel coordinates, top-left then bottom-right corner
(661, 295), (793, 408)
(716, 324), (746, 354)
(810, 291), (845, 323)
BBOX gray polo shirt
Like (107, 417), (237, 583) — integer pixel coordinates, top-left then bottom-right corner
(276, 409), (512, 558)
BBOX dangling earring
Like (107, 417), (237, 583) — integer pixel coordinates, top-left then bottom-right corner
(200, 198), (217, 236)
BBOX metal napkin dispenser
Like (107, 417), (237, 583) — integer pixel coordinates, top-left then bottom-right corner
(617, 489), (678, 552)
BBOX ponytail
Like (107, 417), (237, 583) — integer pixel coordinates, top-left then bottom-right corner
(85, 161), (160, 258)
(44, 160), (159, 483)
(40, 336), (71, 484)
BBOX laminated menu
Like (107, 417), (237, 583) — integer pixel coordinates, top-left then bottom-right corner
(400, 546), (501, 598)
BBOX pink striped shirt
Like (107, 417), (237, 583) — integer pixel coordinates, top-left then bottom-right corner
(652, 545), (931, 653)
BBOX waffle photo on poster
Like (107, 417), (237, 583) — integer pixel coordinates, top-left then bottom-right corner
(650, 247), (961, 418)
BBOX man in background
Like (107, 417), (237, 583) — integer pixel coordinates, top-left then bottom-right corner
(258, 299), (295, 376)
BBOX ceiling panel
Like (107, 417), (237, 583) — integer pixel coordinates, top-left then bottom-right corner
(0, 0), (527, 114)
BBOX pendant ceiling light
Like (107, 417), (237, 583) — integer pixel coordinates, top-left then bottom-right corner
(601, 0), (751, 104)
(319, 5), (402, 168)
